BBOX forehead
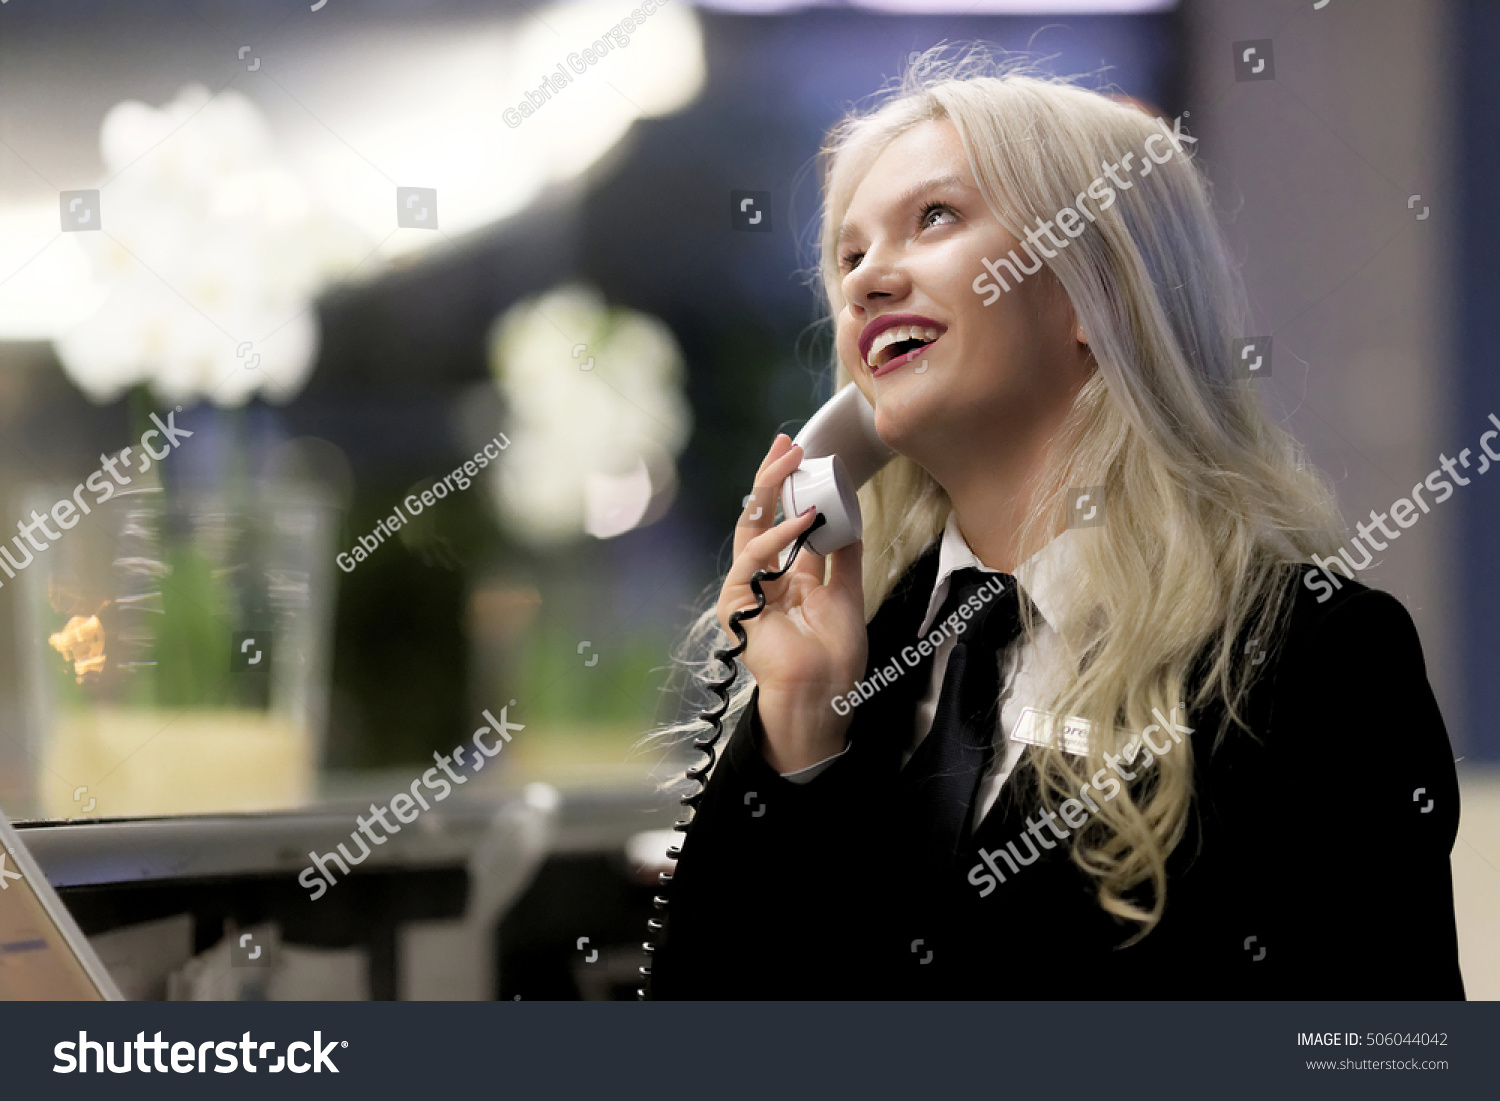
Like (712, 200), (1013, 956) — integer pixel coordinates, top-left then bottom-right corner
(837, 118), (974, 243)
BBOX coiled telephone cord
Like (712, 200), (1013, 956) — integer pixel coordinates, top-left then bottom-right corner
(637, 513), (827, 999)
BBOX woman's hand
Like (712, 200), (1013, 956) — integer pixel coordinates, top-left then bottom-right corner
(717, 434), (868, 773)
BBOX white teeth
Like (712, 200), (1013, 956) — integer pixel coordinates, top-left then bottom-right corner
(866, 325), (942, 368)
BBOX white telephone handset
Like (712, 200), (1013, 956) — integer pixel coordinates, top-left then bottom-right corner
(779, 382), (896, 556)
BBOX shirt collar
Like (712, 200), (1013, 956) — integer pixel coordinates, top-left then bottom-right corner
(915, 510), (1076, 637)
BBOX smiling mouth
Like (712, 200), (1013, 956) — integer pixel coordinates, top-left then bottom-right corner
(867, 324), (945, 373)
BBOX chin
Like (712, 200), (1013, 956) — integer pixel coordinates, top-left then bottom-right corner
(868, 378), (930, 450)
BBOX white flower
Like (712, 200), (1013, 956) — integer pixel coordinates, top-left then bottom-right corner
(52, 83), (371, 407)
(488, 284), (692, 543)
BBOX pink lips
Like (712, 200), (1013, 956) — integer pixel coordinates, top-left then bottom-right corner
(857, 312), (946, 377)
(870, 339), (940, 378)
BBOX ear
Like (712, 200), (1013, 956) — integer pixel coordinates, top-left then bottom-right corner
(1062, 295), (1088, 346)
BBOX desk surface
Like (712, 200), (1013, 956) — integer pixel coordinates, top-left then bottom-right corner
(13, 783), (673, 886)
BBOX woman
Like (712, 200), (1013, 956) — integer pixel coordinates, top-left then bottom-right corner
(648, 54), (1464, 999)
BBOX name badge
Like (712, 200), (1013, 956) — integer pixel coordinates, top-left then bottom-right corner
(1010, 707), (1095, 755)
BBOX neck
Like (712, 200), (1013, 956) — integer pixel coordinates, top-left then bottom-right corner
(923, 414), (1066, 575)
(945, 477), (1043, 577)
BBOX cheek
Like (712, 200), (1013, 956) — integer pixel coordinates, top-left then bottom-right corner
(948, 289), (1049, 394)
(836, 314), (862, 366)
(931, 252), (982, 303)
(917, 241), (1004, 332)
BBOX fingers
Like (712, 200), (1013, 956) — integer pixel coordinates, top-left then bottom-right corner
(734, 435), (804, 559)
(718, 506), (819, 633)
(753, 432), (795, 483)
(790, 535), (829, 583)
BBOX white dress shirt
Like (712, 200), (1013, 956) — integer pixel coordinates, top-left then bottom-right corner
(778, 512), (1077, 834)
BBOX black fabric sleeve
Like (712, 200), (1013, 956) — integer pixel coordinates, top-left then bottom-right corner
(650, 684), (900, 998)
(1269, 587), (1465, 998)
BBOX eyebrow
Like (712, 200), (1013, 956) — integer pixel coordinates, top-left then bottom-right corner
(835, 174), (968, 246)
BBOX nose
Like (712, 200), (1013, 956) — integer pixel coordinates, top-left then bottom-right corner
(842, 244), (911, 316)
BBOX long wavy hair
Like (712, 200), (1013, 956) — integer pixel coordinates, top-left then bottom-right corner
(650, 49), (1344, 940)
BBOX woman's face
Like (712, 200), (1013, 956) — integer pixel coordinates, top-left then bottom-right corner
(833, 118), (1092, 480)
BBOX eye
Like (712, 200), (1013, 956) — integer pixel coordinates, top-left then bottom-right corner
(919, 201), (958, 230)
(838, 201), (955, 273)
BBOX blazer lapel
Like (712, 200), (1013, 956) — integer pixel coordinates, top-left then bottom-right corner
(967, 756), (1037, 852)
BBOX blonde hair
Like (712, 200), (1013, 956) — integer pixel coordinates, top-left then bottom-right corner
(652, 49), (1343, 940)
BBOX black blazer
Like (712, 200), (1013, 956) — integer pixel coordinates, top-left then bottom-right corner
(651, 542), (1465, 999)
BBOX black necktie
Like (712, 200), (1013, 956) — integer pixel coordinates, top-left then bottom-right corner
(898, 567), (1024, 867)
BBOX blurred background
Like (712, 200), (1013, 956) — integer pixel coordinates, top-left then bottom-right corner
(0, 0), (1495, 998)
